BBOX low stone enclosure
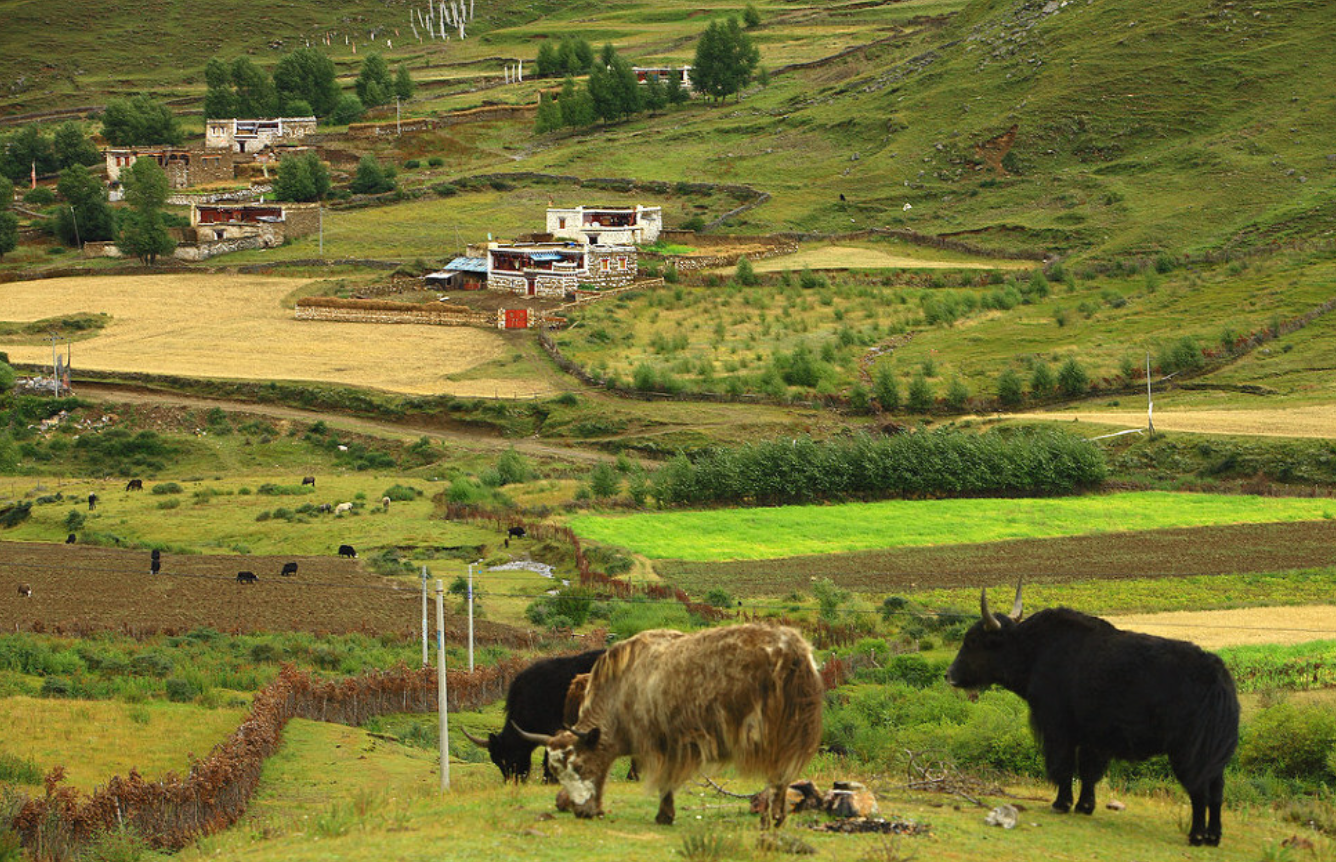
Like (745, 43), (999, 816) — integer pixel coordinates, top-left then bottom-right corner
(295, 296), (517, 328)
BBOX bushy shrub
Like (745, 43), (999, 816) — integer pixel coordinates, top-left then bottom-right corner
(609, 599), (692, 640)
(1240, 702), (1336, 782)
(151, 482), (183, 495)
(165, 677), (201, 702)
(428, 156), (445, 167)
(382, 484), (422, 502)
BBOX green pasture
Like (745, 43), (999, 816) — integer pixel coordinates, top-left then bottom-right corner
(554, 249), (1336, 406)
(0, 696), (245, 792)
(167, 718), (1318, 862)
(567, 491), (1336, 562)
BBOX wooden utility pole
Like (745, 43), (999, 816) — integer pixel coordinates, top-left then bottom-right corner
(1145, 352), (1154, 436)
(436, 578), (449, 792)
(421, 565), (429, 667)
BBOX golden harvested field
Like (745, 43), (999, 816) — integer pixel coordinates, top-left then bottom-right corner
(999, 405), (1336, 439)
(748, 244), (1034, 272)
(0, 275), (548, 397)
(1107, 605), (1336, 650)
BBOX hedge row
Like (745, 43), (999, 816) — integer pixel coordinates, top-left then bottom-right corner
(650, 429), (1107, 507)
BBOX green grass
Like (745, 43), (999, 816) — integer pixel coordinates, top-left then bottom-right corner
(567, 491), (1336, 562)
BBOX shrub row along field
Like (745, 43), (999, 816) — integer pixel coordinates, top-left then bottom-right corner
(0, 541), (523, 642)
(570, 491), (1336, 563)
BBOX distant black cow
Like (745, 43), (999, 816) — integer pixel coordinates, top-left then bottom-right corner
(87, 493), (98, 511)
(126, 479), (143, 491)
(65, 533), (76, 544)
(302, 476), (316, 487)
(460, 649), (604, 783)
(338, 544), (357, 559)
(280, 562), (298, 577)
(237, 571), (258, 585)
(946, 583), (1239, 846)
(150, 549), (161, 575)
(17, 583), (31, 598)
(507, 526), (526, 540)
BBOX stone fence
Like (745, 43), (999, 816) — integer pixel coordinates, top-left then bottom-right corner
(165, 185), (271, 206)
(294, 297), (495, 327)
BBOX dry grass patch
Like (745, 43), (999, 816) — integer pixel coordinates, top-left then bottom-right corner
(1106, 605), (1336, 650)
(0, 275), (543, 396)
(997, 405), (1336, 439)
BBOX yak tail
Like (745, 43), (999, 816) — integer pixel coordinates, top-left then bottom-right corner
(1178, 670), (1240, 790)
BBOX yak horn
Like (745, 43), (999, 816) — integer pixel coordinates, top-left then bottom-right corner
(980, 587), (1001, 631)
(460, 727), (491, 748)
(511, 721), (553, 746)
(1009, 578), (1024, 621)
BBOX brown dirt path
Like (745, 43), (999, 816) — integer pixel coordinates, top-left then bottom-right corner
(1107, 606), (1336, 650)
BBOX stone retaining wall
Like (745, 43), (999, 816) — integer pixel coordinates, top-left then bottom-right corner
(294, 304), (493, 327)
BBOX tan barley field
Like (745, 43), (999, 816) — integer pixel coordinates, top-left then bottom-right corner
(747, 244), (1035, 273)
(0, 275), (548, 397)
(1107, 605), (1336, 650)
(997, 406), (1336, 439)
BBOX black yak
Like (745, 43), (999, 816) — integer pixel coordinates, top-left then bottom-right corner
(280, 562), (298, 577)
(125, 479), (143, 491)
(338, 544), (357, 559)
(462, 649), (605, 782)
(236, 571), (258, 585)
(946, 583), (1239, 846)
(519, 625), (823, 827)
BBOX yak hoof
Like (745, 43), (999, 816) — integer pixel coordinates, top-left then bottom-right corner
(1189, 832), (1205, 847)
(655, 811), (675, 826)
(1074, 800), (1095, 815)
(1051, 800), (1072, 814)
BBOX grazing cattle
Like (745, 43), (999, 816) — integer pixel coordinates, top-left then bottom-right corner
(945, 583), (1239, 847)
(519, 624), (823, 827)
(381, 496), (391, 511)
(461, 649), (605, 783)
(150, 550), (161, 575)
(87, 493), (98, 511)
(236, 571), (258, 585)
(18, 583), (32, 598)
(317, 503), (333, 514)
(125, 479), (143, 491)
(301, 476), (316, 487)
(335, 502), (354, 514)
(280, 562), (298, 577)
(507, 526), (526, 540)
(65, 533), (76, 544)
(338, 544), (357, 559)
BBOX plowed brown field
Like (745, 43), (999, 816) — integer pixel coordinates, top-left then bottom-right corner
(656, 519), (1336, 595)
(0, 541), (523, 642)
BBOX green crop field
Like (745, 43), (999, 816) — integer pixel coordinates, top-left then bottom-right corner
(567, 491), (1336, 562)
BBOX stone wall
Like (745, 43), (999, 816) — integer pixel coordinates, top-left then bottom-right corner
(585, 247), (637, 289)
(166, 185), (271, 206)
(489, 272), (529, 295)
(294, 303), (491, 327)
(173, 236), (264, 262)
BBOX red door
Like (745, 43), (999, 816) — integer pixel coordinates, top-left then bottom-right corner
(505, 309), (529, 329)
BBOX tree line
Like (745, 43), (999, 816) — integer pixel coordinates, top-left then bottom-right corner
(648, 430), (1108, 507)
(204, 48), (413, 126)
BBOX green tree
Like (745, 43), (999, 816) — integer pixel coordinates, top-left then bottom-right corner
(997, 368), (1024, 408)
(350, 155), (396, 195)
(230, 57), (279, 117)
(536, 42), (558, 77)
(355, 52), (394, 108)
(116, 158), (175, 264)
(330, 94), (364, 126)
(907, 371), (934, 413)
(743, 3), (762, 28)
(0, 210), (17, 259)
(52, 122), (100, 170)
(1057, 356), (1090, 397)
(0, 124), (58, 183)
(606, 53), (642, 119)
(274, 48), (340, 117)
(54, 164), (114, 245)
(589, 462), (621, 499)
(555, 39), (577, 75)
(0, 176), (12, 205)
(494, 449), (533, 486)
(692, 18), (759, 102)
(666, 73), (690, 104)
(642, 73), (668, 112)
(945, 376), (970, 411)
(272, 152), (330, 202)
(572, 39), (595, 73)
(873, 365), (900, 411)
(394, 64), (415, 101)
(283, 99), (313, 118)
(559, 77), (594, 128)
(534, 91), (563, 134)
(101, 95), (183, 146)
(1030, 361), (1055, 397)
(203, 57), (236, 119)
(734, 255), (759, 286)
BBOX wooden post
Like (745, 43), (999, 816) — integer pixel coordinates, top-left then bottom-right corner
(436, 579), (449, 791)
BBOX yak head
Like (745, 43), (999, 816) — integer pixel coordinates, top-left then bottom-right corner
(516, 724), (609, 819)
(945, 581), (1024, 691)
(461, 727), (533, 782)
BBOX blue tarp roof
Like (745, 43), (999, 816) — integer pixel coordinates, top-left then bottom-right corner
(440, 257), (487, 274)
(528, 252), (566, 262)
